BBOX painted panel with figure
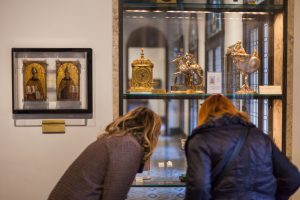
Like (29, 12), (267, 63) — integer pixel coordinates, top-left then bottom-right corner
(12, 48), (92, 116)
(56, 61), (80, 101)
(23, 60), (47, 101)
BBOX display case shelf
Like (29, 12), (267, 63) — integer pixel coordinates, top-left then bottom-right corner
(132, 180), (185, 187)
(123, 93), (282, 100)
(123, 2), (284, 13)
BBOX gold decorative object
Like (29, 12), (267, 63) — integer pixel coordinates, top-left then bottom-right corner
(23, 60), (47, 101)
(42, 120), (65, 133)
(170, 52), (204, 94)
(56, 61), (80, 101)
(228, 41), (260, 94)
(129, 49), (154, 93)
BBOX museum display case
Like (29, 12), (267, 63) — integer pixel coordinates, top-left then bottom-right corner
(116, 0), (287, 193)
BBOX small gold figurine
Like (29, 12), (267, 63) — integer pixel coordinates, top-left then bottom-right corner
(170, 52), (204, 94)
(129, 49), (154, 93)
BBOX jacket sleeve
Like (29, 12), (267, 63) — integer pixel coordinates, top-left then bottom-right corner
(271, 141), (300, 200)
(185, 135), (212, 200)
(101, 139), (143, 200)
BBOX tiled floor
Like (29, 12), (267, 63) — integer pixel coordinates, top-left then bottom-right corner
(127, 187), (185, 200)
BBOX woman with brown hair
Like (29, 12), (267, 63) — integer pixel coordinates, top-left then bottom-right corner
(48, 106), (162, 200)
(185, 94), (300, 200)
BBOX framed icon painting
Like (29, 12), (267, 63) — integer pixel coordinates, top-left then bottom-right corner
(12, 48), (93, 116)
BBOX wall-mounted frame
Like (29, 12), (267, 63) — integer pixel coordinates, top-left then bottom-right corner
(12, 48), (93, 117)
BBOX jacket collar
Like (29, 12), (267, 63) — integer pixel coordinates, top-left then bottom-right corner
(191, 115), (255, 135)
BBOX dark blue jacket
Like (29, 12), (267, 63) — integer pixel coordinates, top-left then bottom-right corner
(185, 115), (300, 200)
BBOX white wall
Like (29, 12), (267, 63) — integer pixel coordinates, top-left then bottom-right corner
(0, 0), (112, 199)
(293, 0), (300, 199)
(0, 0), (300, 199)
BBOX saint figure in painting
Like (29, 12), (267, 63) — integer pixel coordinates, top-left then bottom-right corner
(57, 67), (78, 100)
(25, 67), (45, 101)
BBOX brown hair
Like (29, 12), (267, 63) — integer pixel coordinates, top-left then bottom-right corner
(198, 94), (250, 126)
(101, 107), (162, 162)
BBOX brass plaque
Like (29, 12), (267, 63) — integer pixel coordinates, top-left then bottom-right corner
(42, 120), (65, 133)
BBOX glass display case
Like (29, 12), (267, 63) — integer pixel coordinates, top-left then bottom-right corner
(116, 0), (287, 197)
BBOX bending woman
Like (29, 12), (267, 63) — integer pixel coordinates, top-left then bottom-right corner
(48, 106), (162, 200)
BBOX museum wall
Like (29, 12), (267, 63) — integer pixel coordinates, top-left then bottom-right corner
(0, 0), (300, 200)
(0, 0), (113, 199)
(293, 0), (300, 199)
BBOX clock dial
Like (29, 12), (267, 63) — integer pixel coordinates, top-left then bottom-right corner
(134, 68), (151, 83)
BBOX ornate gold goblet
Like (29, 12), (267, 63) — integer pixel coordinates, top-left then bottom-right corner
(230, 41), (260, 94)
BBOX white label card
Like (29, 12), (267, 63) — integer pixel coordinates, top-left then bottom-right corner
(259, 85), (282, 94)
(207, 72), (222, 94)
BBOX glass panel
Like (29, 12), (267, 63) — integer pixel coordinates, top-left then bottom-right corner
(120, 0), (285, 187)
(262, 23), (269, 134)
(263, 99), (269, 134)
(123, 12), (275, 92)
(214, 46), (222, 72)
(124, 99), (187, 185)
(208, 50), (214, 72)
(123, 1), (284, 10)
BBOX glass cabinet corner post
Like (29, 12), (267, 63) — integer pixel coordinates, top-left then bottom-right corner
(117, 0), (286, 198)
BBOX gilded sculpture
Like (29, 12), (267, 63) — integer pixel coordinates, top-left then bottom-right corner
(129, 49), (154, 93)
(228, 41), (260, 94)
(171, 52), (204, 93)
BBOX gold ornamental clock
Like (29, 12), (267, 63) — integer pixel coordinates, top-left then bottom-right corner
(129, 49), (154, 93)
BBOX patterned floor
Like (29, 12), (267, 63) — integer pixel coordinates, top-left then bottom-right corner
(127, 187), (185, 200)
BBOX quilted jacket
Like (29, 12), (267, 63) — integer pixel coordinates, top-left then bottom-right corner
(185, 115), (300, 200)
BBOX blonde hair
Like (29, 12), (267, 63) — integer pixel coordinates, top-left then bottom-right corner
(198, 94), (250, 126)
(100, 107), (162, 162)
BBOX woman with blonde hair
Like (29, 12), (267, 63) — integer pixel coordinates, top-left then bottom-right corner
(185, 94), (300, 200)
(48, 106), (162, 200)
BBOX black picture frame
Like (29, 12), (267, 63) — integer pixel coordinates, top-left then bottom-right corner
(12, 48), (93, 117)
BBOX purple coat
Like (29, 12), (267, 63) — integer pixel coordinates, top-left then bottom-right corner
(48, 135), (143, 200)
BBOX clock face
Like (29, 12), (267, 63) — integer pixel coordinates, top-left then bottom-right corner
(133, 68), (151, 83)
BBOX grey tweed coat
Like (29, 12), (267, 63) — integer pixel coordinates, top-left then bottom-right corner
(48, 135), (143, 200)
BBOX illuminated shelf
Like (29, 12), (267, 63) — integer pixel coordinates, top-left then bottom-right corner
(123, 93), (282, 100)
(123, 2), (284, 13)
(132, 180), (185, 187)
